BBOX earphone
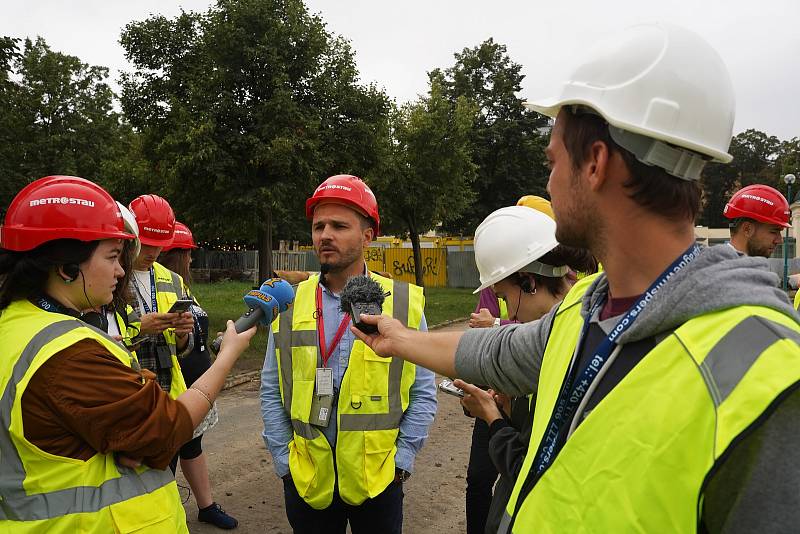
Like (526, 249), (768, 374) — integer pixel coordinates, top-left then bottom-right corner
(520, 275), (536, 295)
(61, 263), (80, 283)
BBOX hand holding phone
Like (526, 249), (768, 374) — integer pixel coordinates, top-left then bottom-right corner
(167, 299), (193, 314)
(438, 378), (465, 398)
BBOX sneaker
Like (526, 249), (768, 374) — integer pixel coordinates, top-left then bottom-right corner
(198, 502), (238, 530)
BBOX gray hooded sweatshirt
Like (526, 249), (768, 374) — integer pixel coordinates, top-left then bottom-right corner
(455, 245), (800, 533)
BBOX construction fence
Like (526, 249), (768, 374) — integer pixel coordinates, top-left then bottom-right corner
(190, 248), (481, 288)
(190, 247), (800, 288)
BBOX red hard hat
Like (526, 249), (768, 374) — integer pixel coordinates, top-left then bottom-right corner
(1, 175), (134, 251)
(129, 194), (176, 247)
(305, 175), (380, 234)
(723, 184), (791, 228)
(162, 221), (198, 251)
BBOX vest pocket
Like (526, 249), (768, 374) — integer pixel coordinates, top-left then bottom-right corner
(108, 485), (174, 532)
(362, 352), (391, 397)
(363, 430), (397, 498)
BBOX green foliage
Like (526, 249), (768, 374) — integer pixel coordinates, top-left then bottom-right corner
(0, 37), (132, 215)
(372, 78), (477, 285)
(431, 38), (550, 234)
(119, 0), (392, 251)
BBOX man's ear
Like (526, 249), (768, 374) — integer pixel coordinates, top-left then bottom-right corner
(363, 226), (374, 245)
(585, 140), (612, 192)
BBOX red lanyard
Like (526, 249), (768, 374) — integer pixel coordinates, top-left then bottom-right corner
(316, 284), (351, 367)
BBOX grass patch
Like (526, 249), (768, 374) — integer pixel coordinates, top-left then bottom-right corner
(191, 281), (266, 363)
(191, 281), (476, 363)
(422, 287), (475, 327)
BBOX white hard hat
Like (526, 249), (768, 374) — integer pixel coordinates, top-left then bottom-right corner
(525, 23), (735, 181)
(473, 206), (565, 294)
(116, 201), (141, 258)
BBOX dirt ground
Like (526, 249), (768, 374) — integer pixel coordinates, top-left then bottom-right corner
(179, 320), (474, 533)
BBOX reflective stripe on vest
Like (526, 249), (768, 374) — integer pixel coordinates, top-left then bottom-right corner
(500, 277), (800, 533)
(0, 316), (175, 522)
(273, 273), (423, 508)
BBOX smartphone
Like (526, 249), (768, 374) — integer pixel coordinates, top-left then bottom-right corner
(438, 378), (465, 398)
(126, 334), (148, 351)
(167, 299), (193, 314)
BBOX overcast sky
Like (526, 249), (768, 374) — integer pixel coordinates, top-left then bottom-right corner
(3, 0), (798, 141)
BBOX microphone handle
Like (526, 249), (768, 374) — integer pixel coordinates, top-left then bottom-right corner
(210, 306), (264, 353)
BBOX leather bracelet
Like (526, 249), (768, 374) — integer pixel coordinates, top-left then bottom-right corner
(191, 386), (213, 409)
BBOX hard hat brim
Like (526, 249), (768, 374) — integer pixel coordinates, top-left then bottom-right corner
(523, 98), (734, 164)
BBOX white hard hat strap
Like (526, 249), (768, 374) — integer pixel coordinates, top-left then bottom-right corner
(608, 126), (707, 182)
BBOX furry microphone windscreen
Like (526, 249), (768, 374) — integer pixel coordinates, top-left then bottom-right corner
(340, 275), (387, 313)
(340, 275), (389, 334)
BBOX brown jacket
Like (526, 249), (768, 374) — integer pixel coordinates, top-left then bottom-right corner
(21, 339), (193, 470)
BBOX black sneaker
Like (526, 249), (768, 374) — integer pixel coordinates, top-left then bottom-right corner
(198, 502), (238, 530)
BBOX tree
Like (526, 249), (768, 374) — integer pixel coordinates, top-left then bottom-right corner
(371, 78), (477, 286)
(431, 39), (549, 234)
(119, 0), (391, 280)
(0, 37), (128, 215)
(699, 129), (783, 227)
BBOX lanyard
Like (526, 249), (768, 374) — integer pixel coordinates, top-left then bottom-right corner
(315, 283), (351, 367)
(134, 268), (158, 315)
(531, 244), (701, 477)
(33, 294), (109, 331)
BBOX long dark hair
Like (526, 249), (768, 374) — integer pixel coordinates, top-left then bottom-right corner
(0, 239), (99, 310)
(110, 239), (137, 313)
(158, 248), (192, 287)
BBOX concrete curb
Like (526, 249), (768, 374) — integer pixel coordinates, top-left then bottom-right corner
(430, 316), (469, 330)
(223, 369), (261, 391)
(222, 317), (469, 391)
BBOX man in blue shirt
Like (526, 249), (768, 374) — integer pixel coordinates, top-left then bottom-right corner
(260, 175), (437, 533)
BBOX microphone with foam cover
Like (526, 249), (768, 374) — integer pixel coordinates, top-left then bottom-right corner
(340, 275), (390, 334)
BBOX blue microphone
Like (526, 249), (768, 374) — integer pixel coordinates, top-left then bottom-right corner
(210, 278), (294, 353)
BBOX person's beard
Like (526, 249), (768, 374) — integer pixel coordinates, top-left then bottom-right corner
(746, 238), (773, 258)
(318, 244), (363, 278)
(553, 171), (599, 251)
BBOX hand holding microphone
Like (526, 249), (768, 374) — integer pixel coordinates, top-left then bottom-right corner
(210, 278), (294, 353)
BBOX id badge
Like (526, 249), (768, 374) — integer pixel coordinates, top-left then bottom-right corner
(309, 394), (334, 428)
(316, 368), (334, 396)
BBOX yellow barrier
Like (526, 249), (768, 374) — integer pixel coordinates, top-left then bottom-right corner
(364, 247), (447, 287)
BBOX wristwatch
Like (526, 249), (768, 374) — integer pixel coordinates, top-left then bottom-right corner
(395, 468), (411, 483)
(493, 317), (501, 327)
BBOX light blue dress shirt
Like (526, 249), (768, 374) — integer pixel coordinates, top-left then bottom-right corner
(260, 279), (437, 478)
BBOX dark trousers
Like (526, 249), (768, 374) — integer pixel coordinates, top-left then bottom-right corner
(466, 418), (498, 534)
(282, 476), (404, 534)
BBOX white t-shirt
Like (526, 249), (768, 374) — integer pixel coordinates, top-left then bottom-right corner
(132, 269), (154, 313)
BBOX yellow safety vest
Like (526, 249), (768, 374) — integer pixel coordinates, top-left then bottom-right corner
(500, 274), (800, 533)
(143, 262), (189, 399)
(115, 304), (142, 354)
(0, 300), (188, 533)
(793, 288), (800, 310)
(498, 298), (509, 321)
(273, 273), (424, 509)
